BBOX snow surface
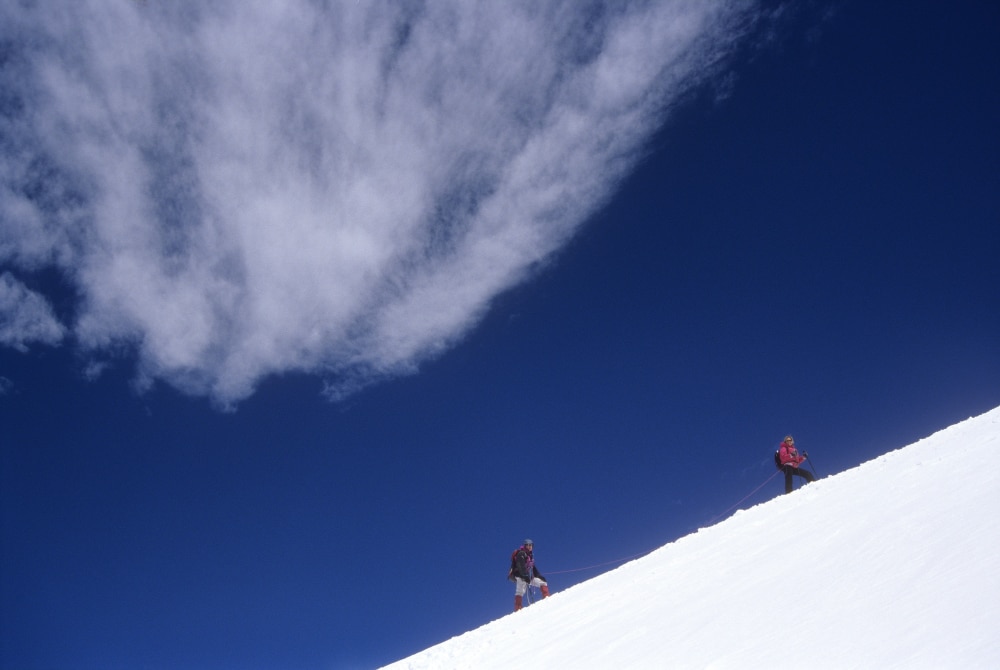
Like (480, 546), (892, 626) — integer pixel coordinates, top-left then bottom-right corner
(381, 406), (1000, 669)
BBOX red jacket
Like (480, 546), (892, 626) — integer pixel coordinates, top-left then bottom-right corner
(778, 442), (805, 467)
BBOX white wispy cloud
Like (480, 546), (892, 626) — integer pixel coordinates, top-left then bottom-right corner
(0, 272), (66, 352)
(0, 0), (758, 406)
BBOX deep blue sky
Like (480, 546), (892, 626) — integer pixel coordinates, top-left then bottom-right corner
(3, 2), (999, 669)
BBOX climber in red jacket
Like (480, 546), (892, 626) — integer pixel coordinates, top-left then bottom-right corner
(778, 435), (815, 494)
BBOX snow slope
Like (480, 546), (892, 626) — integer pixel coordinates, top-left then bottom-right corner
(381, 406), (1000, 669)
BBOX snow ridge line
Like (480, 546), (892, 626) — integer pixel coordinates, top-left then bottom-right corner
(548, 469), (783, 575)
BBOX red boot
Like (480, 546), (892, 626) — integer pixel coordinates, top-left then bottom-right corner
(514, 595), (523, 612)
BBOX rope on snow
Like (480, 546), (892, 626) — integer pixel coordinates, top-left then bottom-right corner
(546, 470), (781, 576)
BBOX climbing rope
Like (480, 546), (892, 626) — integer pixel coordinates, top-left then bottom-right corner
(546, 549), (654, 575)
(546, 470), (782, 577)
(703, 469), (781, 527)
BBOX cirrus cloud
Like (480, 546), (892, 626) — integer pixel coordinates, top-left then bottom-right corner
(0, 0), (760, 406)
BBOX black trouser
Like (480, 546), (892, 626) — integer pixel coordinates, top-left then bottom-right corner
(783, 464), (815, 493)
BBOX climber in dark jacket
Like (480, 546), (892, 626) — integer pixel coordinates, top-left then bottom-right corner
(508, 539), (550, 611)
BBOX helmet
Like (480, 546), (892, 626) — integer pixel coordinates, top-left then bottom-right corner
(523, 538), (533, 546)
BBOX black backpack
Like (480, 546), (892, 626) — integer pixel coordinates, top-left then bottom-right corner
(774, 450), (782, 470)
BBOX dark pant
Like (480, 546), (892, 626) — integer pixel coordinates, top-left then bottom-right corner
(783, 464), (815, 493)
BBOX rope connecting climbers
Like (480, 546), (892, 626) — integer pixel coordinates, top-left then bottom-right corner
(704, 469), (781, 527)
(543, 469), (784, 577)
(546, 549), (655, 576)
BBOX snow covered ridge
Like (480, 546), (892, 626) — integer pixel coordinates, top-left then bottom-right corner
(382, 407), (1000, 670)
